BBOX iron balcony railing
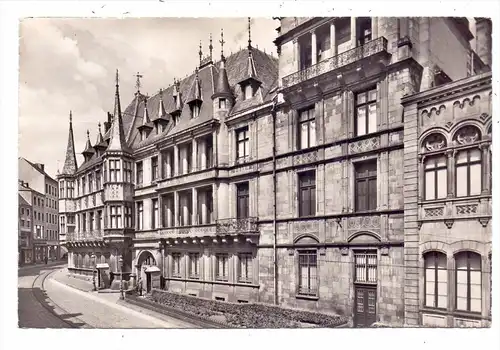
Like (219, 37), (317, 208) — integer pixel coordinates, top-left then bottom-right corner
(282, 36), (388, 89)
(215, 217), (258, 235)
(66, 230), (104, 242)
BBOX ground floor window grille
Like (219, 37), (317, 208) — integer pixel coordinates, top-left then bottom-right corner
(354, 251), (378, 283)
(298, 250), (318, 296)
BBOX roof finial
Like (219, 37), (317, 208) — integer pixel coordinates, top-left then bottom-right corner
(209, 33), (213, 60)
(69, 110), (72, 123)
(248, 17), (252, 50)
(86, 129), (90, 139)
(220, 28), (225, 59)
(135, 72), (143, 93)
(199, 40), (203, 66)
(115, 69), (119, 86)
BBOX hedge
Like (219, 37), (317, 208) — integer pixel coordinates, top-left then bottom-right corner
(147, 289), (348, 328)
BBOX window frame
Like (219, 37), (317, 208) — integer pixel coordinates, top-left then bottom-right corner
(455, 251), (482, 313)
(298, 170), (316, 217)
(354, 87), (377, 136)
(423, 251), (448, 309)
(136, 201), (144, 230)
(297, 249), (318, 297)
(238, 252), (253, 284)
(236, 182), (250, 219)
(151, 156), (159, 181)
(455, 148), (483, 197)
(236, 126), (250, 161)
(189, 253), (200, 279)
(354, 250), (378, 284)
(151, 198), (159, 229)
(354, 160), (378, 212)
(297, 107), (316, 150)
(172, 253), (182, 277)
(424, 155), (448, 200)
(215, 253), (229, 281)
(136, 161), (144, 185)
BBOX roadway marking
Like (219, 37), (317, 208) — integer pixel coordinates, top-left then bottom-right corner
(47, 277), (187, 328)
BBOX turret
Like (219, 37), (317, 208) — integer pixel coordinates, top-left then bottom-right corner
(186, 68), (203, 119)
(152, 88), (169, 134)
(137, 96), (154, 141)
(93, 122), (108, 157)
(82, 130), (95, 162)
(238, 18), (262, 101)
(59, 110), (78, 176)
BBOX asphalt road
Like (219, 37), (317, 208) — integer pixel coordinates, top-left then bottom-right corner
(18, 263), (192, 329)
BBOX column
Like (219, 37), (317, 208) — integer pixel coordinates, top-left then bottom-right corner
(174, 191), (179, 227)
(371, 17), (378, 40)
(167, 197), (173, 227)
(166, 150), (172, 178)
(173, 145), (179, 176)
(481, 143), (491, 194)
(311, 30), (317, 65)
(199, 140), (207, 170)
(418, 156), (425, 201)
(192, 139), (198, 172)
(192, 188), (198, 225)
(181, 146), (188, 175)
(293, 38), (299, 71)
(350, 17), (357, 48)
(212, 183), (218, 221)
(330, 21), (337, 56)
(182, 194), (189, 226)
(201, 191), (208, 224)
(446, 150), (455, 198)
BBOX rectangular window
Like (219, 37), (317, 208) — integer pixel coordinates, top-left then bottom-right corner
(137, 202), (144, 230)
(162, 194), (174, 228)
(354, 251), (378, 283)
(236, 127), (250, 161)
(136, 161), (143, 184)
(456, 252), (482, 313)
(298, 171), (316, 217)
(215, 254), (229, 281)
(109, 160), (117, 182)
(357, 18), (373, 46)
(425, 156), (448, 200)
(238, 253), (253, 283)
(96, 170), (101, 190)
(110, 206), (118, 228)
(151, 157), (158, 181)
(219, 98), (226, 109)
(456, 149), (482, 197)
(96, 210), (102, 230)
(355, 87), (377, 136)
(298, 250), (318, 296)
(21, 219), (25, 227)
(189, 253), (200, 279)
(236, 182), (250, 219)
(124, 161), (132, 183)
(152, 199), (159, 229)
(172, 253), (181, 277)
(89, 212), (94, 231)
(21, 208), (25, 215)
(59, 181), (65, 198)
(82, 213), (87, 232)
(355, 160), (377, 211)
(298, 107), (316, 150)
(81, 176), (86, 195)
(125, 206), (132, 228)
(88, 173), (93, 193)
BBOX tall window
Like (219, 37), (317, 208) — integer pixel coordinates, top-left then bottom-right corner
(67, 181), (74, 198)
(95, 170), (101, 189)
(191, 101), (201, 118)
(298, 250), (317, 296)
(125, 206), (132, 228)
(96, 210), (102, 230)
(355, 160), (377, 211)
(152, 199), (159, 229)
(238, 253), (253, 283)
(219, 98), (226, 109)
(59, 181), (65, 198)
(89, 212), (95, 231)
(357, 17), (373, 45)
(298, 107), (316, 150)
(456, 149), (482, 197)
(189, 253), (200, 279)
(137, 202), (144, 230)
(109, 160), (120, 182)
(151, 156), (158, 181)
(124, 161), (132, 183)
(236, 182), (249, 219)
(82, 177), (87, 195)
(172, 253), (181, 277)
(298, 171), (316, 217)
(456, 251), (482, 313)
(88, 173), (93, 193)
(355, 87), (377, 136)
(424, 251), (448, 309)
(215, 254), (229, 281)
(136, 161), (143, 184)
(425, 156), (447, 200)
(82, 213), (87, 232)
(162, 194), (174, 228)
(236, 127), (249, 161)
(110, 206), (122, 229)
(354, 251), (377, 283)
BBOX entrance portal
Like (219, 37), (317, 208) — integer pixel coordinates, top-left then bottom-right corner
(137, 251), (157, 293)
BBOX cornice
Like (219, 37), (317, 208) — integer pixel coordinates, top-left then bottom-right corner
(273, 17), (332, 46)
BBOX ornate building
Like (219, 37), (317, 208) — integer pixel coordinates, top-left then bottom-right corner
(58, 17), (492, 327)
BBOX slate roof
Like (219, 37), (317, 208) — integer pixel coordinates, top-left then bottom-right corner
(18, 194), (30, 207)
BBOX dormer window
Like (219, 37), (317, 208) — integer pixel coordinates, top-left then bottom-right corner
(243, 84), (254, 100)
(219, 98), (227, 109)
(190, 101), (202, 119)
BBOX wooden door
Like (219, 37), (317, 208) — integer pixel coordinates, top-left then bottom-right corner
(354, 286), (377, 327)
(146, 273), (152, 293)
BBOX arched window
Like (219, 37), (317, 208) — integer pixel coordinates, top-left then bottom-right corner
(455, 251), (482, 313)
(424, 251), (447, 309)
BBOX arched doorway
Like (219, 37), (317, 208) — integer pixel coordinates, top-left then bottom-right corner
(137, 251), (157, 293)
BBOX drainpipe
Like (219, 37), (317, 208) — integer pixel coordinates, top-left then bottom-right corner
(271, 95), (279, 306)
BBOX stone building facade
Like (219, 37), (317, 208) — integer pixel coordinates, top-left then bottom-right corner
(18, 183), (34, 265)
(58, 17), (492, 327)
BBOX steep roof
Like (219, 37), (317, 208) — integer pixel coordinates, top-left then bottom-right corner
(126, 47), (278, 150)
(60, 112), (78, 176)
(18, 194), (30, 207)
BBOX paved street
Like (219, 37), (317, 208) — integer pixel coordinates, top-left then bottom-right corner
(18, 264), (193, 329)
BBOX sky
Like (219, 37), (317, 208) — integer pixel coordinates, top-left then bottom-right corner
(18, 17), (279, 178)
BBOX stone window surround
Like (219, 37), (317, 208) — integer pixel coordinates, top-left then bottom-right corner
(418, 242), (492, 321)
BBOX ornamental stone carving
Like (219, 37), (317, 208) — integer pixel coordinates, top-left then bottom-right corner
(456, 204), (478, 215)
(347, 216), (380, 230)
(455, 126), (480, 145)
(424, 134), (446, 151)
(293, 151), (318, 165)
(424, 207), (444, 217)
(349, 137), (380, 154)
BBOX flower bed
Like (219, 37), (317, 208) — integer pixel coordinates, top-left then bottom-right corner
(147, 289), (348, 328)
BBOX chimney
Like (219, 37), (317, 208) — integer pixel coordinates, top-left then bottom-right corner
(35, 163), (45, 172)
(475, 18), (492, 68)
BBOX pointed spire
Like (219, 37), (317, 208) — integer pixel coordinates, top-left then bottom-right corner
(113, 69), (122, 119)
(107, 72), (131, 153)
(213, 29), (232, 101)
(193, 68), (202, 101)
(220, 28), (225, 59)
(94, 122), (107, 151)
(248, 17), (252, 50)
(209, 33), (213, 60)
(60, 110), (78, 175)
(142, 96), (151, 126)
(199, 40), (203, 67)
(158, 88), (167, 118)
(82, 130), (94, 160)
(135, 72), (143, 94)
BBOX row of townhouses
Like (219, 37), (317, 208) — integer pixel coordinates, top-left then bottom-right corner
(58, 17), (492, 327)
(19, 158), (61, 264)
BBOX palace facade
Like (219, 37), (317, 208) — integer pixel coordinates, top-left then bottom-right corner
(58, 17), (492, 327)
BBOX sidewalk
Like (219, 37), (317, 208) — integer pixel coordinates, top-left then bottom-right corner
(51, 268), (94, 292)
(19, 261), (65, 271)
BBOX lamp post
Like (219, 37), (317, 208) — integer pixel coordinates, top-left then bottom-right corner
(91, 253), (97, 291)
(119, 256), (124, 300)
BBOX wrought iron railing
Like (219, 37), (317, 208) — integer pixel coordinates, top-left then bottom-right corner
(282, 36), (388, 89)
(66, 230), (104, 242)
(216, 217), (258, 235)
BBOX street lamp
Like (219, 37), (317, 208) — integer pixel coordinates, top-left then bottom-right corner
(91, 253), (97, 291)
(119, 256), (124, 300)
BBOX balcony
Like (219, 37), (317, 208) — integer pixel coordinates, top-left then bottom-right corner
(282, 37), (389, 89)
(157, 169), (217, 190)
(66, 230), (104, 242)
(216, 217), (258, 235)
